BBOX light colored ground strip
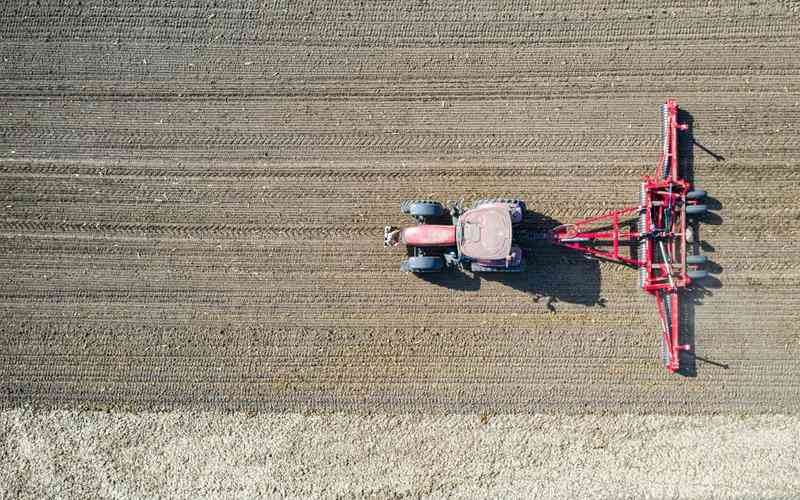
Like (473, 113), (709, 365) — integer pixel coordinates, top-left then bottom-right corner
(1, 410), (798, 499)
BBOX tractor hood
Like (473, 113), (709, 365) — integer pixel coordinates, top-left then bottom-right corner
(456, 205), (512, 260)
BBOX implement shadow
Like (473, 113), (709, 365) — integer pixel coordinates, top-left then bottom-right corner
(676, 108), (727, 377)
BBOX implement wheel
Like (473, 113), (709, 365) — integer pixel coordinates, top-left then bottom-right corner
(687, 269), (709, 281)
(686, 255), (707, 266)
(686, 204), (707, 216)
(686, 189), (706, 200)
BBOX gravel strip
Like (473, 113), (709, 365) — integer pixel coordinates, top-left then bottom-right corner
(1, 409), (798, 499)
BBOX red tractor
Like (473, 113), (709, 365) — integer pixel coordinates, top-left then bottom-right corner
(384, 198), (526, 273)
(385, 100), (711, 372)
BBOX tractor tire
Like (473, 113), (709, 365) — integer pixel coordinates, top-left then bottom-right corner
(471, 198), (526, 212)
(686, 255), (708, 266)
(404, 256), (444, 273)
(400, 200), (444, 221)
(470, 262), (525, 273)
(685, 204), (707, 216)
(686, 189), (706, 200)
(687, 269), (709, 281)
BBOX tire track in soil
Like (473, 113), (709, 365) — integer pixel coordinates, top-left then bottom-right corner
(1, 0), (799, 414)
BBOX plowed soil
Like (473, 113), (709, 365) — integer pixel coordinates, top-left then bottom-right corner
(1, 0), (799, 414)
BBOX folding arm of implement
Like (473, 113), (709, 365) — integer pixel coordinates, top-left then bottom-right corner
(550, 100), (694, 372)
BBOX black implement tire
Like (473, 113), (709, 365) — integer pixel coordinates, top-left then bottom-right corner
(405, 256), (444, 273)
(686, 255), (707, 266)
(687, 269), (709, 281)
(686, 204), (707, 216)
(686, 189), (706, 200)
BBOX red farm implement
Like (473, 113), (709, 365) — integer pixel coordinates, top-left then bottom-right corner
(550, 100), (708, 372)
(385, 100), (710, 373)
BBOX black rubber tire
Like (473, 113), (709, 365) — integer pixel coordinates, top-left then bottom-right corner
(405, 256), (444, 273)
(472, 198), (526, 212)
(687, 269), (709, 281)
(686, 255), (708, 265)
(400, 199), (440, 214)
(471, 262), (524, 273)
(686, 189), (706, 200)
(685, 204), (708, 216)
(400, 200), (444, 221)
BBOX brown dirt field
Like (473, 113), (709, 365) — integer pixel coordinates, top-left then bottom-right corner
(1, 0), (799, 414)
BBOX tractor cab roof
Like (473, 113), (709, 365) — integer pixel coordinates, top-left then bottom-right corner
(456, 205), (512, 260)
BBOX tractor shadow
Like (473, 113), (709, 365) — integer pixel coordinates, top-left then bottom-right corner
(676, 108), (727, 377)
(416, 271), (483, 291)
(418, 210), (604, 309)
(484, 210), (604, 309)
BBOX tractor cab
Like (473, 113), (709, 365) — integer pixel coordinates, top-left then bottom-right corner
(456, 205), (512, 260)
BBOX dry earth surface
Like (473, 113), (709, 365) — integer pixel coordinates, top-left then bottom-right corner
(1, 0), (800, 497)
(1, 0), (798, 414)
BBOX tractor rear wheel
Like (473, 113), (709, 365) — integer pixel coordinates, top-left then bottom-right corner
(472, 198), (526, 212)
(404, 256), (444, 273)
(400, 200), (444, 221)
(470, 262), (524, 273)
